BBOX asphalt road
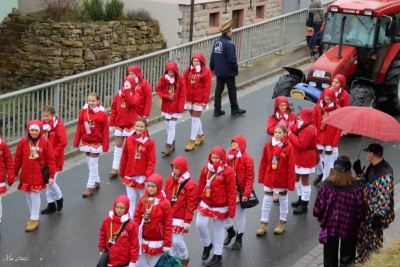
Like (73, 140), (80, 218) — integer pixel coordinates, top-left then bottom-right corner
(0, 72), (399, 267)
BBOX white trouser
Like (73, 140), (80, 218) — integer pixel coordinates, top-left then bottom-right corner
(137, 253), (161, 267)
(46, 172), (62, 203)
(165, 120), (176, 145)
(224, 204), (246, 234)
(260, 195), (273, 223)
(112, 146), (123, 170)
(126, 186), (145, 219)
(171, 233), (188, 260)
(87, 157), (100, 188)
(25, 191), (41, 220)
(196, 213), (224, 255)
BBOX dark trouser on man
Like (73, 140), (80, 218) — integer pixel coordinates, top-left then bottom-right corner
(214, 76), (246, 116)
(324, 236), (356, 267)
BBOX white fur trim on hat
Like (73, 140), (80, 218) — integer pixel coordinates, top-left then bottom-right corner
(29, 124), (41, 131)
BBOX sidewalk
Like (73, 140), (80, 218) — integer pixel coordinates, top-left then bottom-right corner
(59, 43), (312, 159)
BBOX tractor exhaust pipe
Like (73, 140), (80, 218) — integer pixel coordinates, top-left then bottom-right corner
(337, 16), (347, 59)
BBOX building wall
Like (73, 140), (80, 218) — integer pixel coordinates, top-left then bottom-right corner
(1, 0), (18, 22)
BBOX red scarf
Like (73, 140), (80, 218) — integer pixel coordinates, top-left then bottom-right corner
(271, 137), (287, 157)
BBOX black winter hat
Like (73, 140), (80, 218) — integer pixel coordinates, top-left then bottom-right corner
(334, 156), (352, 172)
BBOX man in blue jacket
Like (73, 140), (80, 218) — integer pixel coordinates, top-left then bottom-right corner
(210, 20), (246, 116)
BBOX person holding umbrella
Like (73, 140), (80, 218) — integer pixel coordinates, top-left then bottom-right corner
(353, 144), (395, 264)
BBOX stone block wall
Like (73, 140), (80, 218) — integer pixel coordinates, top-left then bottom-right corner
(0, 12), (166, 92)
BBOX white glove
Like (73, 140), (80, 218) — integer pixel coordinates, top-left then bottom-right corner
(109, 126), (115, 133)
(184, 223), (191, 230)
(163, 247), (171, 253)
(43, 124), (51, 131)
(128, 263), (136, 267)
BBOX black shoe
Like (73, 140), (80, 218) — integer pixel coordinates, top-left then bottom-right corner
(56, 198), (64, 212)
(41, 202), (56, 214)
(293, 201), (308, 215)
(231, 233), (243, 250)
(223, 226), (236, 245)
(213, 110), (225, 116)
(313, 174), (323, 185)
(231, 108), (246, 115)
(291, 196), (302, 207)
(207, 254), (222, 266)
(202, 243), (213, 260)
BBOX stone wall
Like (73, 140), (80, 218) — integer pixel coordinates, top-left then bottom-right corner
(0, 12), (166, 92)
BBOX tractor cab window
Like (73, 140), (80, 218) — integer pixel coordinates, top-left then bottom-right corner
(323, 13), (378, 48)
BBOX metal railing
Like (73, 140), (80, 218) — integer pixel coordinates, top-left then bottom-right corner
(0, 2), (333, 145)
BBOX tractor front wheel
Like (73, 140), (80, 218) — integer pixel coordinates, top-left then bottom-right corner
(272, 74), (301, 99)
(350, 84), (375, 107)
(380, 53), (400, 115)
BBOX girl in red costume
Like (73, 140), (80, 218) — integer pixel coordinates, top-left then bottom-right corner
(0, 136), (14, 224)
(134, 174), (172, 267)
(109, 76), (140, 177)
(40, 106), (67, 214)
(314, 89), (342, 183)
(14, 120), (56, 231)
(127, 65), (153, 121)
(74, 93), (109, 197)
(155, 61), (186, 156)
(164, 156), (197, 267)
(314, 74), (348, 184)
(99, 195), (139, 267)
(120, 118), (156, 218)
(257, 125), (295, 235)
(195, 146), (236, 266)
(287, 108), (317, 214)
(224, 135), (255, 249)
(266, 96), (297, 202)
(183, 53), (212, 151)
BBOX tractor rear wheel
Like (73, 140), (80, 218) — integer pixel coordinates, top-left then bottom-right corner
(272, 74), (301, 98)
(350, 84), (375, 107)
(380, 53), (400, 115)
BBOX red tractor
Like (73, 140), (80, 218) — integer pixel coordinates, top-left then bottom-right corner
(272, 0), (400, 114)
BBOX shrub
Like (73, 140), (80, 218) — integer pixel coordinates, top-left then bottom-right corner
(126, 8), (152, 21)
(82, 0), (105, 21)
(39, 0), (79, 21)
(105, 0), (124, 21)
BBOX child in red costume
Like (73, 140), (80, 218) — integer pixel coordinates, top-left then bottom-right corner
(41, 105), (67, 214)
(155, 61), (186, 156)
(134, 174), (172, 267)
(14, 120), (56, 231)
(0, 136), (15, 224)
(266, 96), (297, 202)
(195, 146), (236, 266)
(224, 135), (255, 249)
(183, 53), (212, 151)
(257, 125), (295, 236)
(314, 89), (342, 183)
(120, 118), (156, 218)
(127, 65), (153, 121)
(74, 92), (109, 197)
(99, 195), (139, 267)
(287, 108), (317, 214)
(164, 156), (197, 267)
(109, 76), (140, 177)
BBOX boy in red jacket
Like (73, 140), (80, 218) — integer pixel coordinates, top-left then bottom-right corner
(224, 135), (255, 249)
(257, 125), (295, 236)
(41, 106), (67, 214)
(0, 136), (15, 224)
(195, 146), (237, 266)
(99, 195), (139, 267)
(155, 61), (186, 156)
(127, 65), (153, 121)
(134, 174), (172, 266)
(14, 120), (56, 231)
(164, 156), (197, 267)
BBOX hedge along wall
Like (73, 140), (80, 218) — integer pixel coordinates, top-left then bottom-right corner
(0, 12), (166, 92)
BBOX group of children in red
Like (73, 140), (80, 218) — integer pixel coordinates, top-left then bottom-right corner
(0, 55), (352, 267)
